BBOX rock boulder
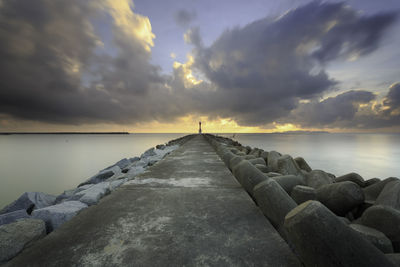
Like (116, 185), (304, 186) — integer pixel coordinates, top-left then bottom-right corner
(0, 192), (56, 215)
(335, 172), (365, 187)
(276, 155), (303, 176)
(363, 177), (399, 202)
(284, 201), (395, 267)
(375, 180), (400, 210)
(361, 205), (400, 243)
(254, 164), (270, 173)
(254, 179), (297, 238)
(76, 182), (111, 206)
(315, 181), (364, 216)
(290, 185), (316, 204)
(305, 169), (334, 189)
(232, 160), (268, 196)
(349, 223), (393, 253)
(32, 201), (88, 232)
(248, 157), (266, 166)
(0, 219), (46, 264)
(0, 210), (29, 226)
(271, 175), (305, 194)
(294, 157), (312, 172)
(267, 151), (281, 171)
(78, 165), (121, 187)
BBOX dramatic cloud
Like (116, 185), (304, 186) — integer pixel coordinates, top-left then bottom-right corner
(0, 1), (397, 130)
(0, 0), (185, 124)
(282, 90), (376, 127)
(383, 82), (400, 114)
(174, 9), (196, 27)
(280, 83), (400, 129)
(187, 1), (397, 126)
(353, 82), (400, 129)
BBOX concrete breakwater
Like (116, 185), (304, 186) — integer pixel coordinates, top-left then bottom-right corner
(3, 134), (301, 266)
(0, 135), (194, 264)
(1, 133), (400, 266)
(205, 133), (400, 266)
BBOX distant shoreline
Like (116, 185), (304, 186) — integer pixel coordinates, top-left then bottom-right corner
(0, 132), (130, 135)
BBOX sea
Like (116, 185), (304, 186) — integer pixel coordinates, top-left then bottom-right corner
(0, 133), (399, 208)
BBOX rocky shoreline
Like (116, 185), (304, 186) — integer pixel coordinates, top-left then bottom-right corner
(0, 135), (194, 264)
(204, 134), (400, 267)
(2, 133), (400, 266)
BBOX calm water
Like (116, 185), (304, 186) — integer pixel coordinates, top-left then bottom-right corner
(0, 133), (399, 208)
(230, 133), (400, 179)
(0, 133), (185, 208)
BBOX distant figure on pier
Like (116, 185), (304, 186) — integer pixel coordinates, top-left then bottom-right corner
(198, 121), (202, 134)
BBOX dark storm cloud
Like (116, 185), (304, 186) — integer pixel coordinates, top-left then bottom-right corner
(383, 82), (400, 112)
(0, 0), (187, 124)
(0, 0), (397, 128)
(280, 83), (400, 129)
(282, 90), (376, 127)
(353, 82), (400, 129)
(173, 9), (196, 27)
(186, 1), (397, 126)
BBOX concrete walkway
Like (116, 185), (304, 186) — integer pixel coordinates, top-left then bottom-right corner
(6, 135), (301, 267)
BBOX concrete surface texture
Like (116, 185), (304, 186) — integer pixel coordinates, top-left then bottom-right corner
(6, 135), (301, 267)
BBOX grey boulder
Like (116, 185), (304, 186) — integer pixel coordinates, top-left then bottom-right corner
(271, 175), (305, 194)
(253, 179), (297, 238)
(254, 164), (270, 173)
(335, 172), (365, 187)
(305, 169), (334, 189)
(284, 201), (395, 267)
(229, 156), (244, 171)
(0, 210), (29, 226)
(386, 254), (400, 267)
(375, 180), (400, 210)
(290, 185), (316, 204)
(54, 189), (78, 204)
(232, 160), (268, 196)
(265, 172), (282, 177)
(155, 144), (166, 150)
(260, 151), (269, 162)
(350, 223), (393, 253)
(110, 179), (126, 191)
(55, 186), (92, 204)
(222, 151), (236, 167)
(361, 205), (400, 243)
(363, 177), (399, 202)
(0, 192), (56, 215)
(32, 201), (88, 232)
(141, 147), (156, 158)
(79, 165), (121, 186)
(276, 155), (303, 176)
(315, 181), (364, 216)
(76, 182), (111, 206)
(243, 155), (256, 160)
(129, 156), (140, 163)
(111, 158), (131, 170)
(294, 157), (312, 172)
(0, 219), (46, 264)
(249, 148), (262, 157)
(267, 151), (281, 171)
(102, 158), (131, 172)
(248, 157), (266, 166)
(364, 178), (381, 187)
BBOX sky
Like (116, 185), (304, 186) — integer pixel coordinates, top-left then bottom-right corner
(0, 0), (399, 133)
